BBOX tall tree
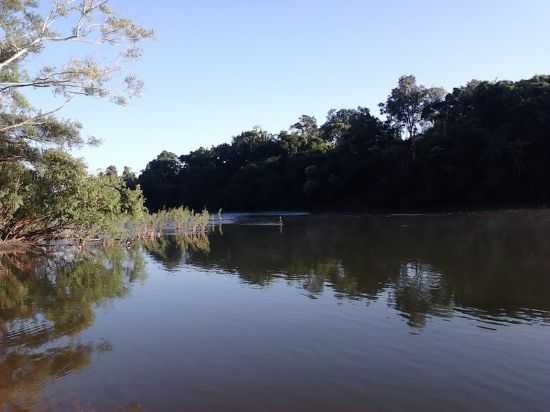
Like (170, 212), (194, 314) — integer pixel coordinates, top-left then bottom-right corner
(122, 165), (138, 188)
(379, 75), (446, 140)
(0, 1), (151, 244)
(104, 165), (118, 177)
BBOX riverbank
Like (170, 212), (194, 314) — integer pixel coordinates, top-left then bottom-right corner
(0, 207), (211, 251)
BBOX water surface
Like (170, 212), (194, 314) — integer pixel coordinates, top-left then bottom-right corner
(1, 211), (549, 411)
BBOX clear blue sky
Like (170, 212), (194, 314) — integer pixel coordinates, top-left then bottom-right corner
(59, 0), (550, 173)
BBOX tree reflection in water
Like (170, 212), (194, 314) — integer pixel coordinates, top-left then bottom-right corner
(160, 211), (550, 328)
(0, 246), (145, 411)
(143, 235), (210, 271)
(1, 211), (550, 410)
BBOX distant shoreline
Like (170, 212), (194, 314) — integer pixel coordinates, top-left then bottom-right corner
(217, 205), (550, 217)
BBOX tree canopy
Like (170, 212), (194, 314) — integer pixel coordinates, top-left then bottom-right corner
(379, 75), (446, 140)
(137, 75), (550, 212)
(0, 0), (152, 164)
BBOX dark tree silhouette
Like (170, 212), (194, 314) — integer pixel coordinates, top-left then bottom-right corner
(138, 75), (550, 212)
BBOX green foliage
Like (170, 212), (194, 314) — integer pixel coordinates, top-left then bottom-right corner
(138, 74), (550, 212)
(0, 0), (152, 245)
(0, 161), (27, 222)
(0, 151), (147, 243)
(379, 75), (446, 139)
(1, 0), (152, 164)
(122, 166), (138, 189)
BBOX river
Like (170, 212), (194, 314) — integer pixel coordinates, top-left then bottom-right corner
(1, 211), (549, 411)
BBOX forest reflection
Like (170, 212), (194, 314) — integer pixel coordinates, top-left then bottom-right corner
(0, 246), (145, 411)
(178, 211), (550, 328)
(2, 211), (550, 410)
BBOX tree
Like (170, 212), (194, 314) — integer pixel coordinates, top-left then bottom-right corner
(291, 115), (318, 137)
(0, 1), (151, 244)
(321, 107), (394, 148)
(379, 75), (446, 140)
(122, 165), (138, 188)
(139, 151), (184, 211)
(136, 75), (550, 212)
(287, 115), (328, 152)
(0, 149), (145, 243)
(0, 0), (153, 163)
(144, 151), (182, 178)
(104, 165), (118, 177)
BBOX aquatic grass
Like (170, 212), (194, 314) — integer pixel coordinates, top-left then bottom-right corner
(98, 207), (211, 243)
(0, 207), (211, 250)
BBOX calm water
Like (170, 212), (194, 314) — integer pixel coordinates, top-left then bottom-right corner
(1, 211), (550, 411)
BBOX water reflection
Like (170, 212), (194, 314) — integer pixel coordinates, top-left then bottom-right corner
(0, 246), (145, 411)
(1, 211), (550, 411)
(179, 211), (550, 327)
(143, 235), (210, 271)
(390, 262), (453, 327)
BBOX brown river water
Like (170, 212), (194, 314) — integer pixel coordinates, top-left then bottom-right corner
(1, 211), (549, 411)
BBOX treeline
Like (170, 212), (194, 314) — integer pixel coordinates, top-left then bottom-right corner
(132, 75), (550, 212)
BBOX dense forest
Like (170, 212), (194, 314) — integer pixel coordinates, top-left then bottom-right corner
(3, 1), (550, 244)
(133, 75), (550, 212)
